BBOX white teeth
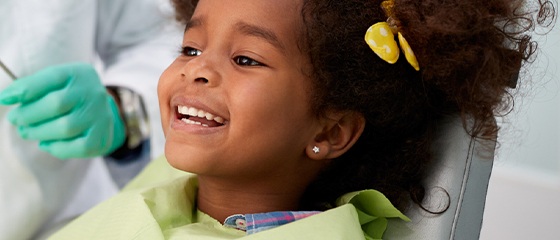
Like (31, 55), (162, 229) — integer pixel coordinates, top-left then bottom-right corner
(177, 105), (226, 125)
(182, 118), (202, 126)
(178, 106), (189, 115)
(188, 107), (198, 116)
(214, 117), (224, 124)
(197, 110), (205, 118)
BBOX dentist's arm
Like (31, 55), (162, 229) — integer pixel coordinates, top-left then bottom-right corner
(0, 62), (126, 159)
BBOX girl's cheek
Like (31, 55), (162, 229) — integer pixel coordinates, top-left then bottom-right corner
(157, 69), (174, 131)
(158, 65), (177, 97)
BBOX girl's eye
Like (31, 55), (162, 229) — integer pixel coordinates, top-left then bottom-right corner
(234, 56), (263, 66)
(181, 47), (202, 57)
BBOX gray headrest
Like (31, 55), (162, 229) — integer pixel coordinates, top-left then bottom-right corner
(384, 114), (496, 240)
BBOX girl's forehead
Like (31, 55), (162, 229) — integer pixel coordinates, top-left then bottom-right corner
(191, 0), (303, 32)
(189, 0), (305, 53)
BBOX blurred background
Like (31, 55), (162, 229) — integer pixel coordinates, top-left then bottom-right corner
(480, 19), (560, 239)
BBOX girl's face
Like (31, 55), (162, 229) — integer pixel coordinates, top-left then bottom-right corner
(158, 0), (322, 181)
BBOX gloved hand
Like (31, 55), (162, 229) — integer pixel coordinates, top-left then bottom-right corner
(0, 63), (126, 159)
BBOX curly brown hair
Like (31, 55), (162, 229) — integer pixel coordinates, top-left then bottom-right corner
(171, 0), (555, 211)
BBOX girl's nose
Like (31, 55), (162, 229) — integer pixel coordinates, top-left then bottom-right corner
(180, 53), (221, 87)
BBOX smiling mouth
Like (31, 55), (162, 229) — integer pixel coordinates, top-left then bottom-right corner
(176, 105), (226, 127)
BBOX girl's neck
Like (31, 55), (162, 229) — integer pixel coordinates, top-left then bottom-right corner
(196, 175), (309, 224)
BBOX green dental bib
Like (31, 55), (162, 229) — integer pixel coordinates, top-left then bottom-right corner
(50, 156), (408, 240)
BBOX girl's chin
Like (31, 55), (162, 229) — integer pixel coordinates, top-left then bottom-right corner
(164, 151), (196, 172)
(164, 143), (212, 172)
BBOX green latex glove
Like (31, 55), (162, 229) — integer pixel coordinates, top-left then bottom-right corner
(0, 63), (126, 159)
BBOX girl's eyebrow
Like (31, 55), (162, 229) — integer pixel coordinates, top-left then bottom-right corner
(184, 17), (203, 32)
(184, 17), (286, 53)
(234, 21), (286, 52)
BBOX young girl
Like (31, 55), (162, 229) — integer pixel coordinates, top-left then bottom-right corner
(50, 0), (554, 239)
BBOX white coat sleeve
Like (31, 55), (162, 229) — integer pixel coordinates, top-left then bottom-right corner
(95, 0), (183, 159)
(0, 2), (101, 239)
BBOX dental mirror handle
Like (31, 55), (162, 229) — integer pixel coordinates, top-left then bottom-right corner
(0, 58), (17, 80)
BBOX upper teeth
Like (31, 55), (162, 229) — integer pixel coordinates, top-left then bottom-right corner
(178, 105), (225, 124)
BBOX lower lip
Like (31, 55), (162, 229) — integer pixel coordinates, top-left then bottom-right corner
(170, 117), (226, 134)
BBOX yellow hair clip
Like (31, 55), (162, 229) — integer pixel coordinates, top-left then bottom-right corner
(364, 1), (420, 71)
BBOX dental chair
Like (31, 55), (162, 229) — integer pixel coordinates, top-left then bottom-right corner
(384, 114), (496, 240)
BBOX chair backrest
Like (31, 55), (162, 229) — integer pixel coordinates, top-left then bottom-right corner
(384, 114), (496, 240)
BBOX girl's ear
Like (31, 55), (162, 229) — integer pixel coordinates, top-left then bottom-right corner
(306, 111), (365, 160)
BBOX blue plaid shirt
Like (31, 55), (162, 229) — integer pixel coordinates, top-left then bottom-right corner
(223, 211), (321, 235)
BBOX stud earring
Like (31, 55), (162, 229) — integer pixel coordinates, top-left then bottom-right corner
(312, 146), (320, 154)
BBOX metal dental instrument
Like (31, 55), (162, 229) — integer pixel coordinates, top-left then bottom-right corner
(0, 58), (17, 80)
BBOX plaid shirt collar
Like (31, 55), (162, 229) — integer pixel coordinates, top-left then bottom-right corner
(223, 211), (321, 235)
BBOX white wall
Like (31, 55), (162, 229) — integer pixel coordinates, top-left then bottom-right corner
(480, 19), (560, 239)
